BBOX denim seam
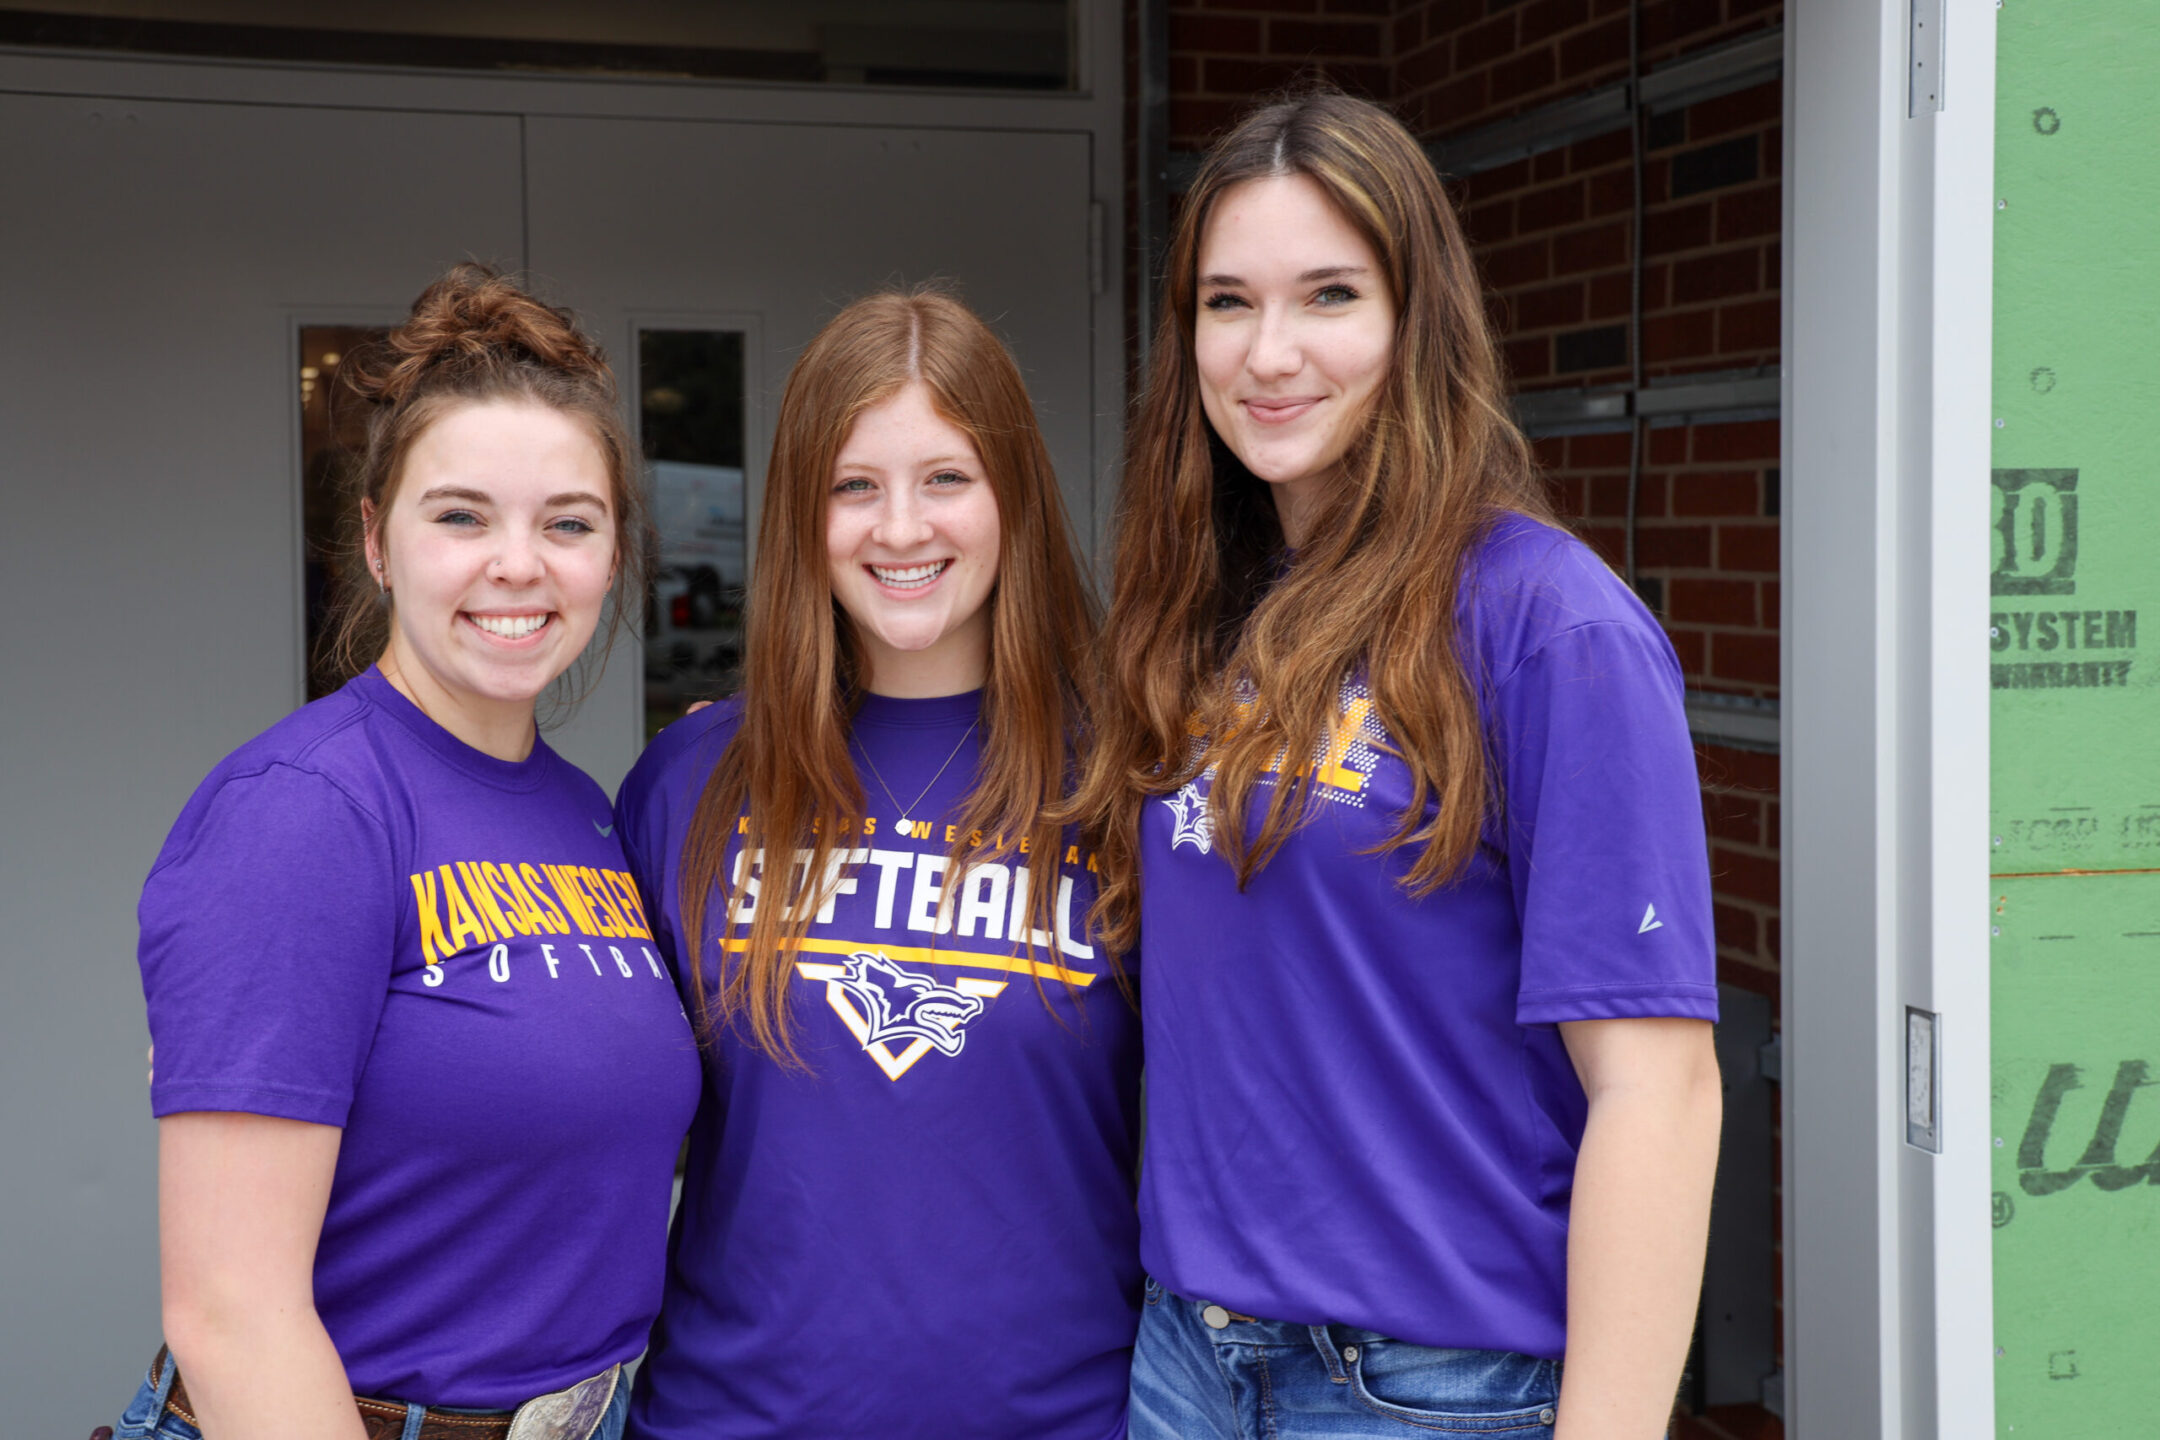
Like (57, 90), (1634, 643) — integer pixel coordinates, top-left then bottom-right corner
(1205, 1306), (1244, 1440)
(1347, 1390), (1556, 1435)
(1346, 1376), (1558, 1436)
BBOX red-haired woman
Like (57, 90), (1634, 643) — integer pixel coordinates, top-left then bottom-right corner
(119, 267), (699, 1440)
(1071, 93), (1723, 1439)
(615, 291), (1140, 1439)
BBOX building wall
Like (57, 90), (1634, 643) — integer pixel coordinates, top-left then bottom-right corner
(1145, 4), (1784, 1435)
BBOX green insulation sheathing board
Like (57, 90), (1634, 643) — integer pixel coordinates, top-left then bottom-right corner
(1990, 3), (2160, 1434)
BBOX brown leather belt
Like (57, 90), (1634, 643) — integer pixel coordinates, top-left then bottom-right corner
(151, 1348), (614, 1440)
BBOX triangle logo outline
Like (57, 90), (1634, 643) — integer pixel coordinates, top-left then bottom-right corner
(1638, 902), (1664, 935)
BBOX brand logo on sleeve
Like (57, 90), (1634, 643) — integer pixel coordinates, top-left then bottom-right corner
(1638, 903), (1664, 935)
(1163, 782), (1216, 854)
(795, 949), (1008, 1080)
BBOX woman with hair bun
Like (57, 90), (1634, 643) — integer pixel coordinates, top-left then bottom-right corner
(115, 265), (699, 1440)
(615, 288), (1141, 1439)
(1072, 92), (1722, 1438)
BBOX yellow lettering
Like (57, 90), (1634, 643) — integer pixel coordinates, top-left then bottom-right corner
(864, 815), (878, 835)
(945, 823), (959, 844)
(437, 864), (490, 954)
(477, 863), (536, 937)
(600, 872), (648, 941)
(410, 871), (454, 965)
(501, 864), (559, 934)
(456, 861), (515, 942)
(580, 866), (630, 937)
(1064, 844), (1080, 865)
(517, 863), (571, 934)
(542, 864), (602, 934)
(1316, 697), (1373, 794)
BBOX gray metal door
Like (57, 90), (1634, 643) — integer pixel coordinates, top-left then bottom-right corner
(0, 93), (524, 1432)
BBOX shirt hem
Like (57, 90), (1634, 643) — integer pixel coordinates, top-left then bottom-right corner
(1515, 985), (1719, 1026)
(150, 1081), (352, 1127)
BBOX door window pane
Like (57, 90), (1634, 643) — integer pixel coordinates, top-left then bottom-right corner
(641, 330), (748, 740)
(299, 325), (388, 700)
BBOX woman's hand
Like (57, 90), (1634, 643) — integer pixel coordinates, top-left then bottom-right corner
(1553, 1016), (1723, 1440)
(159, 1113), (370, 1440)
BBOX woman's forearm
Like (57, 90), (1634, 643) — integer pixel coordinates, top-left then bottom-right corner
(1554, 1019), (1722, 1440)
(158, 1112), (369, 1440)
(163, 1305), (368, 1440)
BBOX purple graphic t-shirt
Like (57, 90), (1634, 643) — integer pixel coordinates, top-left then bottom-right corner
(1136, 514), (1718, 1362)
(617, 689), (1142, 1440)
(138, 669), (702, 1408)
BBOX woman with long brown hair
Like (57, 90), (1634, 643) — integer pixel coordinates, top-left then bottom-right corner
(118, 266), (697, 1440)
(614, 289), (1141, 1439)
(1071, 92), (1722, 1438)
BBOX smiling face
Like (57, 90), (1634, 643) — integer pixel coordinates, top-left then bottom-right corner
(825, 380), (1002, 697)
(1194, 171), (1398, 545)
(367, 399), (616, 757)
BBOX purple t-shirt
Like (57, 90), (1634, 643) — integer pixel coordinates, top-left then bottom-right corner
(138, 669), (702, 1407)
(617, 689), (1142, 1440)
(1136, 515), (1718, 1361)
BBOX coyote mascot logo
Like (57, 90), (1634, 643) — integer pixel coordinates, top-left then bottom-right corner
(1162, 780), (1215, 854)
(832, 951), (987, 1057)
(796, 948), (1009, 1080)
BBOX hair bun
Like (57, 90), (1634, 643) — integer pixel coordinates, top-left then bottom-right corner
(344, 262), (609, 407)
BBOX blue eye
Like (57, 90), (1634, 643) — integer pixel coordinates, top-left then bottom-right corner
(929, 470), (972, 487)
(833, 476), (874, 495)
(1202, 291), (1248, 311)
(435, 509), (481, 527)
(550, 517), (596, 535)
(1314, 284), (1360, 306)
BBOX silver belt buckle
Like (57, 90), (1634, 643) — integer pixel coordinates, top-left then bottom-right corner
(505, 1364), (620, 1440)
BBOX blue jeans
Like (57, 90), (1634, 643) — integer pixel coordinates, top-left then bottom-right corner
(112, 1355), (631, 1440)
(1130, 1277), (1561, 1437)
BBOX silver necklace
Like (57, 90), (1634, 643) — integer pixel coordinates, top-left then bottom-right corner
(854, 719), (979, 831)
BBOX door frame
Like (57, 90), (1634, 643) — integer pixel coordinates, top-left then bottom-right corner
(1784, 1), (1997, 1434)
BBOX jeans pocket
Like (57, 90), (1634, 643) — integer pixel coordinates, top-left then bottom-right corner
(1341, 1339), (1558, 1433)
(112, 1369), (202, 1440)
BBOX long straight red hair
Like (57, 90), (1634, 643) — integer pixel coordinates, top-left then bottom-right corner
(676, 290), (1100, 1063)
(1069, 92), (1557, 955)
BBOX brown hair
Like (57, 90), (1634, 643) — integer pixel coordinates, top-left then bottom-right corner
(676, 288), (1101, 1064)
(1069, 90), (1556, 955)
(318, 263), (651, 709)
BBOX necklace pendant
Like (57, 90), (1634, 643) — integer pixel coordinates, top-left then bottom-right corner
(897, 817), (912, 831)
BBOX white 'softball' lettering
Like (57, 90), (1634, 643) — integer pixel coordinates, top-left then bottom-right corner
(865, 849), (914, 928)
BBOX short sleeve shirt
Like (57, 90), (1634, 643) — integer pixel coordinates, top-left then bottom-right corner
(138, 669), (702, 1407)
(617, 689), (1143, 1440)
(1133, 515), (1718, 1360)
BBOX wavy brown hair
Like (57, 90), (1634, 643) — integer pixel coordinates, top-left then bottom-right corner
(318, 263), (650, 710)
(1069, 90), (1556, 955)
(677, 289), (1100, 1064)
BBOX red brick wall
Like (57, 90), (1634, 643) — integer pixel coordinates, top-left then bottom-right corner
(1391, 0), (1779, 136)
(1167, 1), (1391, 152)
(1138, 10), (1785, 1431)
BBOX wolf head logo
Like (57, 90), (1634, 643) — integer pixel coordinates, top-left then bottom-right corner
(1163, 781), (1215, 854)
(830, 950), (987, 1057)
